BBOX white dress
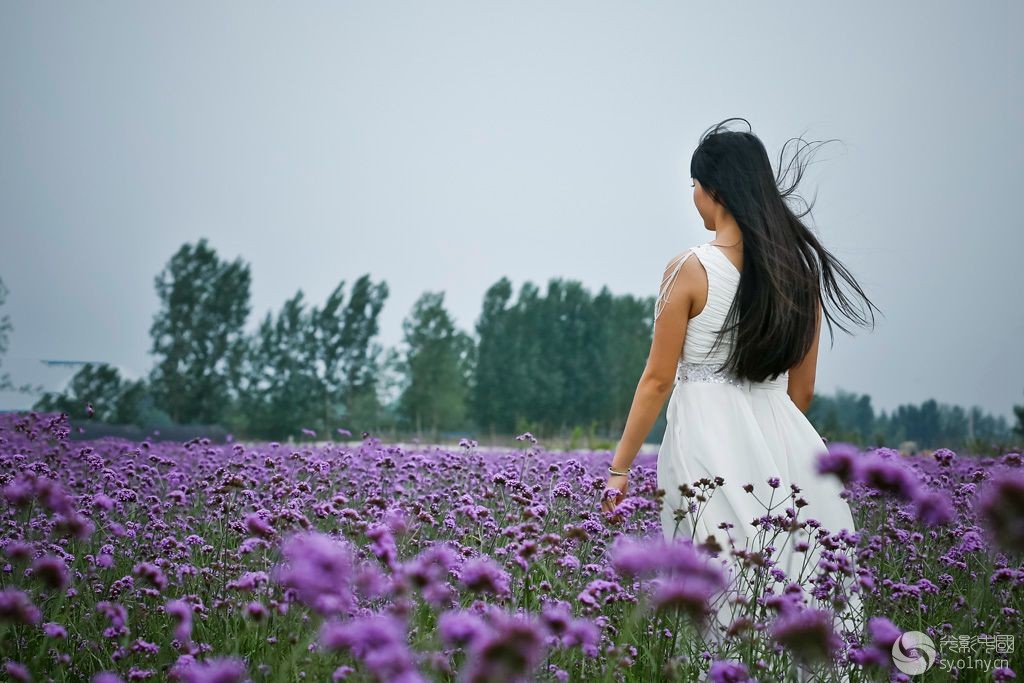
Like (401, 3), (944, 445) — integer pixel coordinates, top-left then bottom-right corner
(654, 241), (860, 644)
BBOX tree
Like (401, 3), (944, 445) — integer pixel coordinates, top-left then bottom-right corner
(398, 292), (474, 435)
(470, 277), (652, 438)
(472, 278), (515, 434)
(148, 239), (251, 424)
(309, 275), (389, 435)
(504, 283), (549, 434)
(605, 292), (658, 436)
(232, 291), (321, 441)
(32, 363), (162, 426)
(0, 276), (12, 392)
(220, 275), (390, 441)
(0, 276), (44, 396)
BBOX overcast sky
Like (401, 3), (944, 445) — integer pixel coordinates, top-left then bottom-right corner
(1, 2), (1021, 423)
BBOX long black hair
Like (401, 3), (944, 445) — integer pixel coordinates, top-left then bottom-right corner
(690, 117), (882, 383)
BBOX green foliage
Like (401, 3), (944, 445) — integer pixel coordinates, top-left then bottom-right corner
(231, 291), (321, 441)
(472, 278), (515, 433)
(569, 424), (584, 450)
(0, 276), (11, 391)
(808, 389), (1016, 451)
(317, 275), (389, 433)
(47, 240), (1021, 447)
(0, 276), (43, 396)
(470, 278), (651, 438)
(148, 238), (252, 425)
(398, 291), (474, 435)
(32, 363), (167, 427)
(223, 275), (390, 442)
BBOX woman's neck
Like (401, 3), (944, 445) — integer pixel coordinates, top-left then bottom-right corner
(712, 222), (743, 246)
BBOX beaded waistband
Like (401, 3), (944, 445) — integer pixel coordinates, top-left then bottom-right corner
(675, 360), (788, 392)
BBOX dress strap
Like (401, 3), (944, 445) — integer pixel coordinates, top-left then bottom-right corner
(653, 247), (699, 325)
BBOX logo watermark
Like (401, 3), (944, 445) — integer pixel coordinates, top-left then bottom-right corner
(890, 630), (1013, 676)
(937, 634), (1013, 675)
(892, 632), (936, 675)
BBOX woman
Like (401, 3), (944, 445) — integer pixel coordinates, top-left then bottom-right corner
(602, 118), (880, 640)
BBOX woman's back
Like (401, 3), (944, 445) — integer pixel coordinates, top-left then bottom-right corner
(608, 120), (877, 675)
(659, 241), (789, 391)
(655, 239), (860, 641)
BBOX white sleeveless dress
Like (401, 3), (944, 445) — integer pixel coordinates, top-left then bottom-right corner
(654, 241), (860, 643)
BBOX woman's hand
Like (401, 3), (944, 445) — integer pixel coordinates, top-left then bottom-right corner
(601, 473), (629, 513)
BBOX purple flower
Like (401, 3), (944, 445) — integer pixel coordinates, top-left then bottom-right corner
(352, 562), (391, 601)
(609, 535), (663, 577)
(650, 568), (727, 623)
(867, 616), (901, 649)
(2, 476), (34, 507)
(914, 490), (955, 526)
(166, 599), (193, 644)
(858, 456), (920, 501)
(815, 443), (861, 484)
(403, 544), (459, 608)
(96, 601), (128, 638)
(272, 531), (357, 616)
(661, 540), (720, 575)
(30, 555), (69, 590)
(458, 557), (511, 598)
(172, 656), (248, 683)
(43, 621), (68, 638)
(769, 607), (842, 663)
(55, 512), (95, 540)
(320, 613), (423, 683)
(708, 660), (753, 683)
(243, 512), (275, 539)
(577, 579), (627, 609)
(226, 571), (270, 592)
(462, 610), (547, 683)
(540, 603), (599, 655)
(246, 601), (268, 621)
(848, 616), (903, 668)
(36, 477), (75, 515)
(92, 673), (125, 683)
(407, 544), (460, 582)
(133, 562), (168, 590)
(979, 471), (1024, 555)
(383, 507), (410, 535)
(0, 589), (42, 625)
(611, 535), (715, 577)
(93, 493), (115, 511)
(366, 523), (398, 570)
(610, 535), (726, 621)
(438, 610), (488, 648)
(4, 660), (30, 683)
(3, 540), (32, 561)
(332, 666), (354, 681)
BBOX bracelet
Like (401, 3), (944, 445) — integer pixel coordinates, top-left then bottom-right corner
(608, 465), (630, 477)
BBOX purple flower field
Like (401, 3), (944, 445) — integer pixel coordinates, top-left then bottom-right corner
(1, 411), (1022, 682)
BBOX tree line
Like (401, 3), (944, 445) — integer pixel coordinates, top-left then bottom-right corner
(5, 239), (1020, 451)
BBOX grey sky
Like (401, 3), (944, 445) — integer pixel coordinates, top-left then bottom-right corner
(1, 2), (1021, 422)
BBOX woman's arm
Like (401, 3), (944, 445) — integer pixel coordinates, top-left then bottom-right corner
(787, 300), (823, 413)
(605, 250), (696, 502)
